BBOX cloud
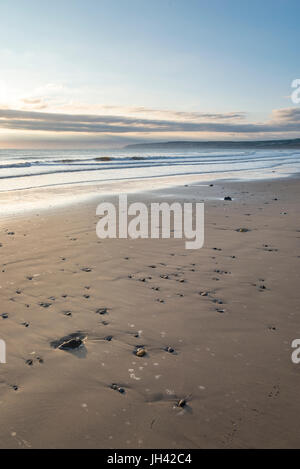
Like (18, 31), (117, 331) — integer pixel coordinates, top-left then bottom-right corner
(271, 107), (300, 122)
(0, 107), (299, 135)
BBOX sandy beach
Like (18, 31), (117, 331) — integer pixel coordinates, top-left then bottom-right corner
(0, 176), (299, 449)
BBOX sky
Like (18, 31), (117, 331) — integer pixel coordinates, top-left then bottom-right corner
(0, 0), (299, 149)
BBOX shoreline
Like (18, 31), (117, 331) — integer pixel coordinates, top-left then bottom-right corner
(0, 169), (299, 222)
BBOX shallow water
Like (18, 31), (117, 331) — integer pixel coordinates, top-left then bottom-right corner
(0, 147), (300, 215)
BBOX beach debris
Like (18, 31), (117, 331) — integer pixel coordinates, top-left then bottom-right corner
(236, 228), (250, 232)
(104, 335), (113, 341)
(135, 347), (146, 357)
(212, 298), (223, 304)
(1, 313), (8, 319)
(111, 383), (125, 394)
(50, 332), (87, 351)
(199, 291), (209, 296)
(22, 321), (30, 327)
(96, 307), (108, 315)
(25, 359), (33, 366)
(165, 346), (175, 354)
(63, 311), (72, 317)
(177, 399), (186, 408)
(59, 337), (85, 351)
(216, 308), (225, 313)
(224, 196), (232, 201)
(81, 267), (92, 272)
(39, 302), (52, 308)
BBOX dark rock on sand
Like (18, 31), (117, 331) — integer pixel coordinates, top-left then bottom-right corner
(177, 399), (186, 408)
(111, 384), (125, 394)
(50, 332), (87, 351)
(224, 196), (232, 201)
(96, 307), (108, 315)
(104, 335), (113, 341)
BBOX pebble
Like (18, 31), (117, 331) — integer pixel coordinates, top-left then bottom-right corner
(177, 399), (186, 408)
(96, 308), (108, 315)
(135, 348), (146, 357)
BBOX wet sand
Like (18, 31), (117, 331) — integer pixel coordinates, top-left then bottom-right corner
(0, 177), (300, 448)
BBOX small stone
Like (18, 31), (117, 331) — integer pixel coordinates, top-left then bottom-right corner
(63, 311), (72, 317)
(96, 307), (108, 315)
(111, 383), (125, 394)
(26, 359), (33, 366)
(1, 313), (8, 319)
(236, 228), (250, 233)
(165, 346), (175, 353)
(224, 196), (232, 201)
(136, 347), (146, 357)
(177, 399), (186, 408)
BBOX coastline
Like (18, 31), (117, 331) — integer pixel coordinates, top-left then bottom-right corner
(0, 166), (299, 220)
(0, 176), (300, 448)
